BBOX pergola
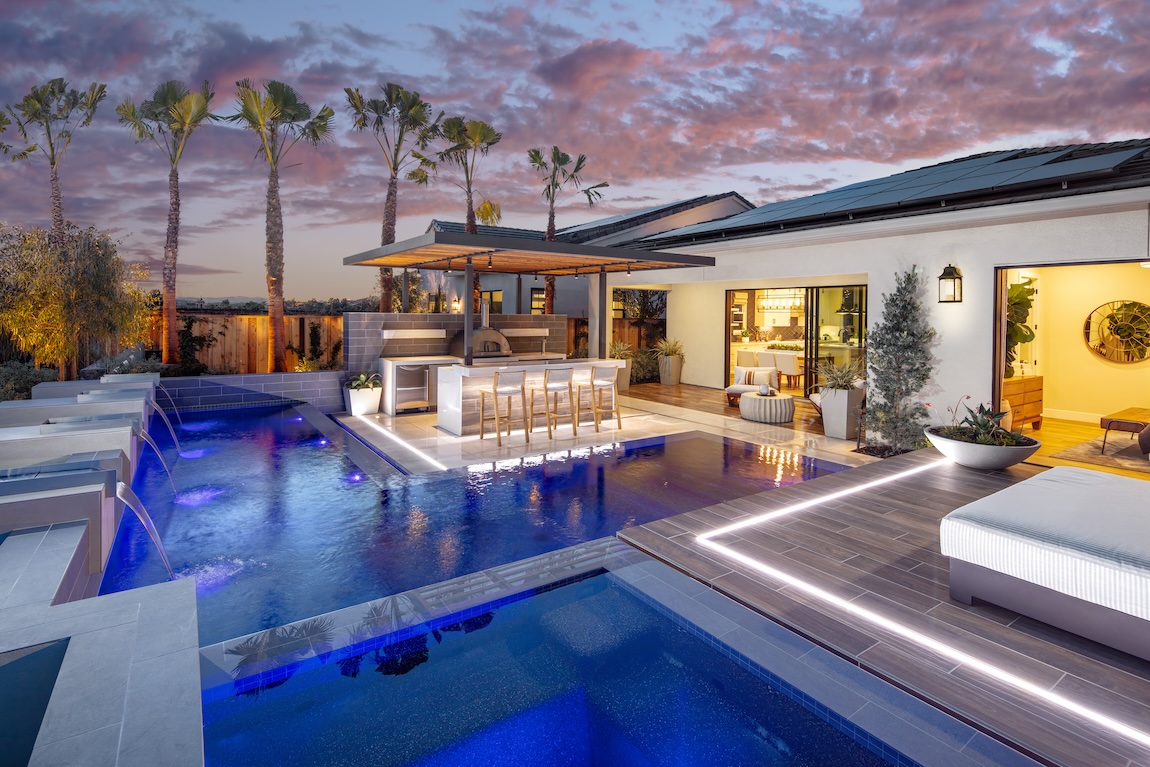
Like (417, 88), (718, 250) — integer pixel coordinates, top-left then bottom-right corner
(344, 230), (714, 363)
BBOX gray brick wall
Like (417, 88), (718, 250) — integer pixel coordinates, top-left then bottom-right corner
(158, 371), (345, 414)
(343, 312), (569, 370)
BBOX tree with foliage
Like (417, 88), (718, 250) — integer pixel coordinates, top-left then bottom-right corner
(227, 80), (334, 373)
(410, 116), (501, 309)
(529, 146), (608, 313)
(117, 80), (215, 365)
(345, 83), (441, 312)
(864, 267), (937, 453)
(6, 78), (107, 236)
(614, 288), (666, 347)
(0, 224), (151, 380)
(0, 111), (10, 154)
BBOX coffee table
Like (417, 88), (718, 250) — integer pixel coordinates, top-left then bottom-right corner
(739, 392), (795, 423)
(1099, 407), (1150, 453)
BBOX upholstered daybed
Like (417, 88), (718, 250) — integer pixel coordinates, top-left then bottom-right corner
(940, 466), (1150, 661)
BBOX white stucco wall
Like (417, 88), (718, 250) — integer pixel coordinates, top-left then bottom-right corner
(609, 187), (1150, 419)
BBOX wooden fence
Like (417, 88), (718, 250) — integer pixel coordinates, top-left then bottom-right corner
(566, 318), (666, 355)
(150, 313), (343, 374)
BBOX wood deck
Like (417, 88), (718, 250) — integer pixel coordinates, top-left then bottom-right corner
(619, 450), (1150, 767)
(626, 382), (826, 435)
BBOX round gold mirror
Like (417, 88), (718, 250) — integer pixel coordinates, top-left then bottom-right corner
(1083, 300), (1150, 363)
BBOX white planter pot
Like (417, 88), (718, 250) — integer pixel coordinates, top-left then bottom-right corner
(343, 387), (382, 416)
(616, 358), (632, 392)
(658, 355), (682, 386)
(924, 428), (1041, 470)
(820, 387), (865, 440)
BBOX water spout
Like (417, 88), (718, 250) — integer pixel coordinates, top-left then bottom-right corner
(155, 383), (183, 426)
(137, 428), (178, 496)
(115, 481), (175, 581)
(150, 401), (183, 455)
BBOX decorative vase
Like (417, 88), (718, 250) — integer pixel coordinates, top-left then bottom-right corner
(924, 428), (1041, 470)
(343, 387), (382, 416)
(759, 383), (772, 396)
(820, 387), (865, 440)
(658, 355), (682, 386)
(617, 358), (632, 392)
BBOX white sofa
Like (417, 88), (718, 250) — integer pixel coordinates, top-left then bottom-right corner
(941, 466), (1150, 661)
(725, 366), (779, 406)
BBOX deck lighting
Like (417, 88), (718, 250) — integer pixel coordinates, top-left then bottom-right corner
(696, 457), (1150, 752)
(938, 264), (963, 302)
(355, 415), (448, 471)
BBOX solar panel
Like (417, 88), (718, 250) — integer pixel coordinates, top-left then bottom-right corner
(900, 170), (1036, 202)
(1005, 148), (1145, 185)
(958, 149), (1070, 178)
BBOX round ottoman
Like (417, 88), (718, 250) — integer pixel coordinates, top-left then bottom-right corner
(739, 392), (795, 423)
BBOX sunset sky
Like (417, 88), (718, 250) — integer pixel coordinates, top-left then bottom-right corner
(1, 0), (1147, 300)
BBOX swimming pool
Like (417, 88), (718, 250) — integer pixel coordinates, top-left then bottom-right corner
(200, 543), (924, 767)
(100, 406), (845, 644)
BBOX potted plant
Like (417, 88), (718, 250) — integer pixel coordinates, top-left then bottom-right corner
(608, 341), (634, 392)
(812, 359), (866, 440)
(343, 372), (383, 416)
(653, 338), (685, 386)
(925, 398), (1041, 470)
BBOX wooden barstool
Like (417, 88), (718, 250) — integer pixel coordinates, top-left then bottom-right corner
(576, 365), (622, 432)
(478, 370), (529, 447)
(528, 367), (577, 439)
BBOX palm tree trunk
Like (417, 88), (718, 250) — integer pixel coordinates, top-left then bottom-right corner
(163, 165), (180, 363)
(379, 171), (399, 312)
(465, 190), (477, 235)
(465, 190), (480, 309)
(544, 205), (557, 314)
(266, 165), (287, 373)
(544, 276), (556, 315)
(49, 164), (64, 238)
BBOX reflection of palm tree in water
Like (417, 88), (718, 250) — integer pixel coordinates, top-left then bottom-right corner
(337, 597), (494, 678)
(227, 617), (334, 697)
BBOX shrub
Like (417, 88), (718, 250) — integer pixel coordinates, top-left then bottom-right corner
(0, 361), (58, 401)
(630, 349), (660, 384)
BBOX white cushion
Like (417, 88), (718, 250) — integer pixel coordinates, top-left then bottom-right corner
(732, 366), (779, 390)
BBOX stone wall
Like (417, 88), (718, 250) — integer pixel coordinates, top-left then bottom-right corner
(343, 312), (569, 372)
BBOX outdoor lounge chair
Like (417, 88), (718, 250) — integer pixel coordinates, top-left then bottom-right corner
(725, 366), (779, 406)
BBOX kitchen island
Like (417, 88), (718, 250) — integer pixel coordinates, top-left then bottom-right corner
(436, 357), (626, 437)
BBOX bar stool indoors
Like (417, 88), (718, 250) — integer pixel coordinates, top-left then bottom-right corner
(478, 370), (529, 447)
(577, 366), (622, 432)
(528, 367), (577, 439)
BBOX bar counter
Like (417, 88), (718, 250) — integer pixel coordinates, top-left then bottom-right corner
(437, 357), (625, 436)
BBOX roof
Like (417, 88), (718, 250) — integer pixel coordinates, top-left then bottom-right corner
(642, 138), (1150, 248)
(555, 192), (755, 243)
(343, 230), (714, 276)
(426, 219), (545, 240)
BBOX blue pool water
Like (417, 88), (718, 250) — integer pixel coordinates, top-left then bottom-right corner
(101, 406), (845, 644)
(201, 570), (891, 767)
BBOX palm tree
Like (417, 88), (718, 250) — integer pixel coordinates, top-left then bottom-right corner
(227, 79), (334, 372)
(0, 111), (10, 154)
(528, 146), (608, 314)
(410, 116), (501, 308)
(6, 78), (107, 236)
(117, 81), (214, 364)
(344, 84), (441, 312)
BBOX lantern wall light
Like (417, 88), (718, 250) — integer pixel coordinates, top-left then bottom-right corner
(938, 264), (963, 303)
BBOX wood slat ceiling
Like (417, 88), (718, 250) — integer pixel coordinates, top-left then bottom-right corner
(342, 230), (714, 276)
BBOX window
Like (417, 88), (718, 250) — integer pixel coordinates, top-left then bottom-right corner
(480, 290), (503, 314)
(530, 288), (545, 315)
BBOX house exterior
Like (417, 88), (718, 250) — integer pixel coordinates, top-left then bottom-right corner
(605, 138), (1150, 426)
(425, 192), (753, 318)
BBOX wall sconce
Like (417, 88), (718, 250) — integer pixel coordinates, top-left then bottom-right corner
(451, 297), (461, 313)
(938, 264), (963, 303)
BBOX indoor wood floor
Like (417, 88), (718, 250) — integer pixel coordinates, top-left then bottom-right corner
(619, 450), (1150, 767)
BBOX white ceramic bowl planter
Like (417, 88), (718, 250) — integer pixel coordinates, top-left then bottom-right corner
(925, 428), (1040, 470)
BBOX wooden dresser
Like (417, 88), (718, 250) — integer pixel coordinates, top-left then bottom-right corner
(1001, 375), (1043, 431)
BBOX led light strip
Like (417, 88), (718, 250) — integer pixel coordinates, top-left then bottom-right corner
(696, 460), (1150, 752)
(355, 416), (449, 472)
